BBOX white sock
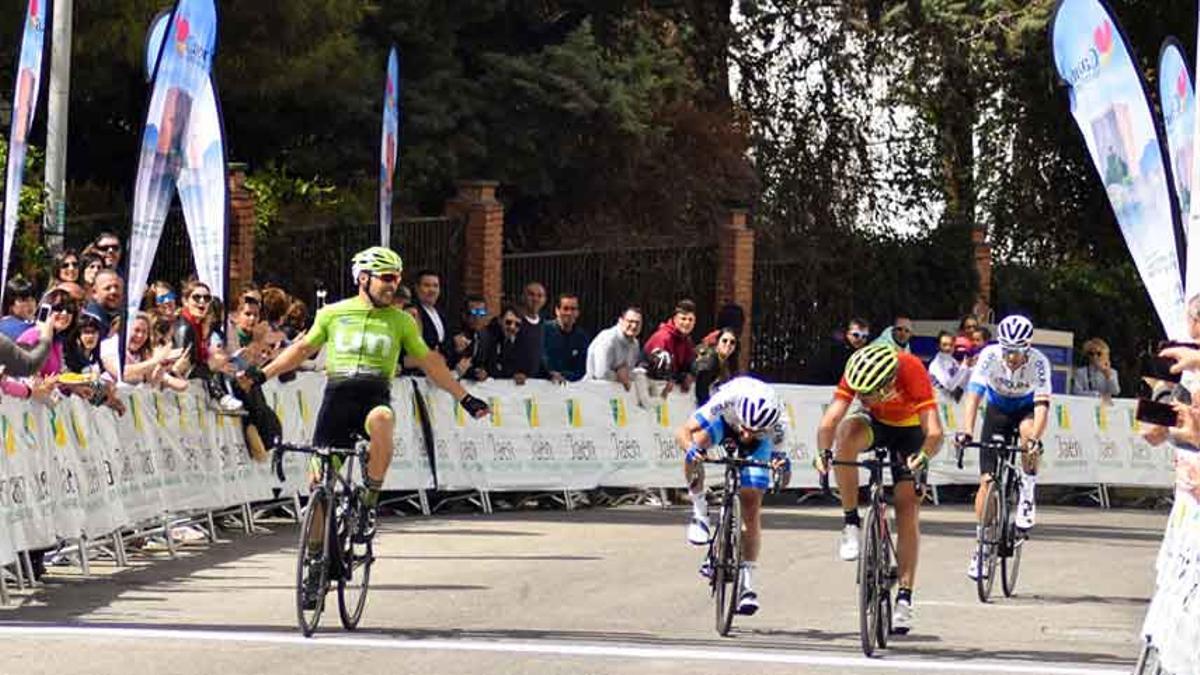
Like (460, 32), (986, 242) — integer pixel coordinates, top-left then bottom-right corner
(740, 561), (757, 590)
(1020, 471), (1037, 504)
(690, 490), (708, 520)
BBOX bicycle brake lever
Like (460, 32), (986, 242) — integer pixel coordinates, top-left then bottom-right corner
(955, 445), (964, 470)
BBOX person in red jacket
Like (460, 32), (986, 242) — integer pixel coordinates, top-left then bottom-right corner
(643, 299), (698, 393)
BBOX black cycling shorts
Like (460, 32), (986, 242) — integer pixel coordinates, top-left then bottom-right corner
(863, 416), (925, 485)
(978, 403), (1038, 476)
(313, 378), (393, 449)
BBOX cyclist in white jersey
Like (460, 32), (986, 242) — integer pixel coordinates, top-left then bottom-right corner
(677, 375), (789, 616)
(953, 315), (1051, 580)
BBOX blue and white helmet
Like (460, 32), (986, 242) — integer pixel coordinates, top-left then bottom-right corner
(733, 385), (782, 432)
(997, 314), (1034, 351)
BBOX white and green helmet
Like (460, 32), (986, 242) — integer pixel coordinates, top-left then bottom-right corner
(351, 246), (404, 279)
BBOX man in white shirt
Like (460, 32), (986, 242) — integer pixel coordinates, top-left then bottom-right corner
(585, 306), (643, 390)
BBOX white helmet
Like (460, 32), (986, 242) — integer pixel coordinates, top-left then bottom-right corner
(733, 382), (782, 432)
(997, 314), (1034, 351)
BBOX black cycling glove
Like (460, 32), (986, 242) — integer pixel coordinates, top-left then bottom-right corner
(460, 393), (490, 418)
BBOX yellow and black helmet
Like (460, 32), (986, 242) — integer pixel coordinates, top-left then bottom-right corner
(844, 343), (899, 394)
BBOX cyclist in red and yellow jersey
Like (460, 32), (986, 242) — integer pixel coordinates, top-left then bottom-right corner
(815, 343), (943, 634)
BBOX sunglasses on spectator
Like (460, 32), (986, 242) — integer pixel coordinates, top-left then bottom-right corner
(50, 304), (74, 314)
(59, 260), (78, 269)
(190, 294), (212, 304)
(468, 308), (488, 317)
(374, 273), (400, 284)
(848, 330), (869, 339)
(96, 244), (120, 253)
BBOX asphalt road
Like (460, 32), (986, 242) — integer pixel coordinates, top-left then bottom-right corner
(0, 500), (1163, 674)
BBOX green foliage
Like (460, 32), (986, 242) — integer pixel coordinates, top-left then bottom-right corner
(244, 166), (343, 240)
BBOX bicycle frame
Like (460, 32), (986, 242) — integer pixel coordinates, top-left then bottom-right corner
(827, 445), (926, 656)
(274, 440), (372, 636)
(702, 446), (772, 636)
(962, 435), (1027, 601)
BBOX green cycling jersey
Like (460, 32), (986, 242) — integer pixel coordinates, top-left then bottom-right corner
(304, 296), (429, 380)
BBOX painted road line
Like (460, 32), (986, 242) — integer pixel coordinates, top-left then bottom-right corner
(0, 624), (1127, 674)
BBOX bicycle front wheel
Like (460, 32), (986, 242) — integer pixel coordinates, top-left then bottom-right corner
(338, 489), (374, 630)
(714, 491), (739, 636)
(976, 481), (1000, 603)
(1001, 477), (1023, 597)
(296, 487), (333, 637)
(858, 505), (881, 657)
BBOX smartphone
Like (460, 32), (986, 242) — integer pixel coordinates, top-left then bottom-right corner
(1159, 340), (1200, 351)
(1145, 355), (1183, 383)
(35, 304), (51, 323)
(1136, 398), (1179, 427)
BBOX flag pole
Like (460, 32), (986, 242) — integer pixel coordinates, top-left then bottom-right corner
(43, 0), (71, 254)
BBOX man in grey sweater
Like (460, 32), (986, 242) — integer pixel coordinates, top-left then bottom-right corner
(586, 306), (643, 390)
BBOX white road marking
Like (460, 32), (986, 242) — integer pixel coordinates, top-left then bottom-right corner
(0, 624), (1126, 674)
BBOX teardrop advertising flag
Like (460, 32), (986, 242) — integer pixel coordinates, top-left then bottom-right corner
(1050, 0), (1187, 338)
(127, 0), (221, 355)
(2, 0), (50, 292)
(143, 5), (227, 302)
(379, 47), (400, 248)
(1158, 39), (1194, 247)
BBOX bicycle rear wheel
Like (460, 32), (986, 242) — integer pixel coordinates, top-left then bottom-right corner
(296, 487), (333, 637)
(858, 505), (881, 657)
(713, 490), (740, 636)
(976, 481), (1000, 603)
(1001, 476), (1023, 597)
(338, 488), (374, 630)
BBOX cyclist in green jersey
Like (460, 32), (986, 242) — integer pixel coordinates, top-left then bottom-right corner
(244, 246), (489, 537)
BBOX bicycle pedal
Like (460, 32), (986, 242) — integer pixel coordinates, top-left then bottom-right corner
(891, 626), (910, 636)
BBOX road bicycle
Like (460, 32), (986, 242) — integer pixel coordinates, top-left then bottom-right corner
(700, 441), (776, 636)
(273, 438), (374, 636)
(959, 434), (1031, 602)
(822, 445), (927, 657)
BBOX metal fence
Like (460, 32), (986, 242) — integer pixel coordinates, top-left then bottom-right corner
(503, 245), (718, 339)
(255, 216), (463, 312)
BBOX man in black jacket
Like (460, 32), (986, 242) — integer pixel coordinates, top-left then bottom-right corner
(413, 269), (449, 357)
(805, 317), (870, 385)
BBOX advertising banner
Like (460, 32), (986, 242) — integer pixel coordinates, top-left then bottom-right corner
(1051, 0), (1188, 337)
(2, 0), (49, 292)
(127, 0), (219, 351)
(379, 47), (400, 248)
(1158, 39), (1194, 245)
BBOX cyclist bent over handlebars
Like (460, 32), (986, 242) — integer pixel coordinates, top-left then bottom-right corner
(815, 343), (943, 635)
(678, 376), (790, 617)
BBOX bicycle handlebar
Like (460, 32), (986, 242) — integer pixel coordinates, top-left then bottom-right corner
(819, 448), (930, 496)
(271, 439), (370, 482)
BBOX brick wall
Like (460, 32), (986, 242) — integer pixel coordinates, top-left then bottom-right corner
(227, 165), (255, 293)
(445, 181), (503, 316)
(717, 209), (755, 371)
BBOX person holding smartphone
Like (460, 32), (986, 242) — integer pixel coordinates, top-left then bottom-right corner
(1072, 337), (1120, 399)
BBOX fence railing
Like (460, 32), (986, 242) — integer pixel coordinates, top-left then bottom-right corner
(255, 216), (463, 311)
(503, 245), (718, 339)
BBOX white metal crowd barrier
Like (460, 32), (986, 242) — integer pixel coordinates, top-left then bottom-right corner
(0, 373), (1183, 619)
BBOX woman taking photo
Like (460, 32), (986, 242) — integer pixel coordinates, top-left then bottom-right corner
(124, 311), (188, 391)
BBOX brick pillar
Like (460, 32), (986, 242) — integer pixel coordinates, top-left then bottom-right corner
(227, 164), (255, 293)
(445, 180), (503, 315)
(716, 208), (755, 371)
(972, 227), (992, 322)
